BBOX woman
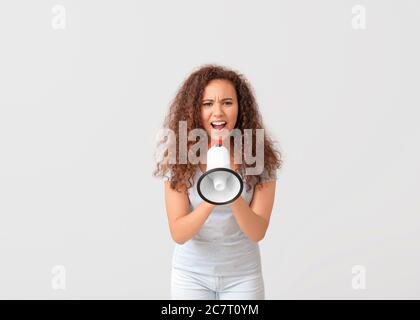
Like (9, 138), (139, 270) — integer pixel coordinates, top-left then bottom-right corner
(154, 64), (283, 299)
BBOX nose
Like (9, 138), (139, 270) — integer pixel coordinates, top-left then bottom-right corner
(212, 102), (224, 117)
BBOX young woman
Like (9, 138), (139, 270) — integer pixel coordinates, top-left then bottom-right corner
(154, 64), (283, 300)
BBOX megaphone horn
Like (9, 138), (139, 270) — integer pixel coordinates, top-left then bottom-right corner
(197, 141), (243, 205)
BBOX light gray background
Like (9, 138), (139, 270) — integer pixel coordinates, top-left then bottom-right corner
(0, 0), (419, 299)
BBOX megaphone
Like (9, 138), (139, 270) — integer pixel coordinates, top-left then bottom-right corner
(197, 140), (243, 205)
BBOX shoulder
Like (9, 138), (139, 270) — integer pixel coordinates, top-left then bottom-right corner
(162, 169), (172, 182)
(244, 167), (277, 185)
(259, 167), (277, 184)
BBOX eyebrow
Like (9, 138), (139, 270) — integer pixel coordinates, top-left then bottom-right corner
(202, 98), (233, 102)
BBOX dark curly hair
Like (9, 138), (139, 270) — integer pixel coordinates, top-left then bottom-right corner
(154, 64), (283, 193)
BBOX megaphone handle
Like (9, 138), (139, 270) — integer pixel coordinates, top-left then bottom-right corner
(209, 136), (223, 148)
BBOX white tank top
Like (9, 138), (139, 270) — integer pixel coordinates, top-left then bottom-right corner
(166, 167), (276, 276)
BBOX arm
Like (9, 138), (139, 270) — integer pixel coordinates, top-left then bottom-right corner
(164, 181), (216, 244)
(229, 181), (276, 243)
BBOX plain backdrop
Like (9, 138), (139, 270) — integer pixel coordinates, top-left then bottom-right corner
(0, 0), (419, 299)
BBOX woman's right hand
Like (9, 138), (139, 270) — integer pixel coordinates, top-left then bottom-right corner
(164, 182), (216, 244)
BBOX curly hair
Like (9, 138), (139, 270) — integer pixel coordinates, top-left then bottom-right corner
(154, 64), (283, 193)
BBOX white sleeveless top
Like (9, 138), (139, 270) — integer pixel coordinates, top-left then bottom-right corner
(165, 167), (276, 277)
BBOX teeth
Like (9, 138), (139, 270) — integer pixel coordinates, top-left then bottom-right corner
(211, 121), (226, 125)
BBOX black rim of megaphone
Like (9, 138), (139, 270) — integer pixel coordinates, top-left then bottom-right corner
(197, 167), (244, 205)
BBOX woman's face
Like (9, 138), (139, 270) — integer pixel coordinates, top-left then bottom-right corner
(200, 79), (238, 143)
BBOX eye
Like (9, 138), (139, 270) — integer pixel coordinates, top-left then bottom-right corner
(202, 102), (212, 107)
(224, 101), (233, 106)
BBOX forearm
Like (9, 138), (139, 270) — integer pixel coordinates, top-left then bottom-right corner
(171, 202), (216, 244)
(229, 197), (269, 243)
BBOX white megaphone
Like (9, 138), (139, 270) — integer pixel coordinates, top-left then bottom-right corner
(197, 140), (243, 205)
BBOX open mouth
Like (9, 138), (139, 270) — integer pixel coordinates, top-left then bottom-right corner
(211, 121), (227, 130)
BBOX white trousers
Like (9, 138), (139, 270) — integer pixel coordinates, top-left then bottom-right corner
(171, 267), (265, 300)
